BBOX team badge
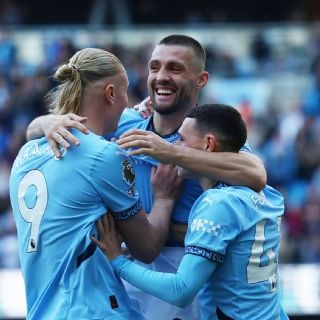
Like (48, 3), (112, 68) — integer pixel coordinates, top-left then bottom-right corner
(122, 159), (135, 185)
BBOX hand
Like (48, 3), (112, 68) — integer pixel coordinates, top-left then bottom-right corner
(152, 164), (184, 201)
(91, 213), (122, 261)
(43, 113), (89, 158)
(117, 129), (175, 163)
(133, 96), (153, 119)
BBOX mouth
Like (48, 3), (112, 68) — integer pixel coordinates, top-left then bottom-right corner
(154, 87), (177, 103)
(156, 88), (176, 95)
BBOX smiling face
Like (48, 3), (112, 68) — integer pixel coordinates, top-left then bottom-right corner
(147, 44), (208, 116)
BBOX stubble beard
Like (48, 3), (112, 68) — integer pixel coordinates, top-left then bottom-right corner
(151, 90), (194, 116)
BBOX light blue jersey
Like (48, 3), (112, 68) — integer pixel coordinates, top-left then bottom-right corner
(107, 108), (204, 319)
(108, 108), (252, 226)
(108, 108), (203, 227)
(185, 183), (288, 320)
(111, 183), (288, 320)
(107, 108), (256, 319)
(9, 129), (143, 320)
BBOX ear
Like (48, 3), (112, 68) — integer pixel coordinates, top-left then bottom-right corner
(205, 134), (218, 152)
(104, 84), (115, 104)
(197, 71), (209, 89)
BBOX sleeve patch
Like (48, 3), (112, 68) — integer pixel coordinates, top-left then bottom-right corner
(122, 159), (135, 185)
(185, 245), (224, 263)
(112, 200), (142, 221)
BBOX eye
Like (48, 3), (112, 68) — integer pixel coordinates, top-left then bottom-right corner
(168, 63), (184, 73)
(148, 63), (159, 72)
(172, 66), (181, 71)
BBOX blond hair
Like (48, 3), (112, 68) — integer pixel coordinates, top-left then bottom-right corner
(46, 48), (124, 115)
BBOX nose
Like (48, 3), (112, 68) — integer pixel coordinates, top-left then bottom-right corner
(155, 66), (170, 81)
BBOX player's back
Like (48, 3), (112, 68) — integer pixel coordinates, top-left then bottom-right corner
(189, 184), (288, 320)
(9, 130), (142, 320)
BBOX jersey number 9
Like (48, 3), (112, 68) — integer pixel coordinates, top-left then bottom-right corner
(18, 170), (48, 252)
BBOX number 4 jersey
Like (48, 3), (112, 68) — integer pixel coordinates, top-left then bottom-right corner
(185, 182), (289, 320)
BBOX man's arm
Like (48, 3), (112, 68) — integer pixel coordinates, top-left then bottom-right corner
(26, 98), (152, 157)
(113, 254), (215, 307)
(115, 197), (175, 263)
(92, 214), (216, 307)
(169, 147), (266, 192)
(117, 129), (267, 192)
(112, 164), (183, 264)
(26, 114), (89, 158)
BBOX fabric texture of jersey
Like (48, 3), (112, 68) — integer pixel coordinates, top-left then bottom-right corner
(107, 108), (252, 226)
(107, 108), (203, 225)
(106, 108), (254, 320)
(106, 108), (203, 319)
(185, 183), (288, 320)
(110, 184), (288, 320)
(9, 129), (143, 320)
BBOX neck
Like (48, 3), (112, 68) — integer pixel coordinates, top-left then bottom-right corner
(80, 107), (110, 136)
(152, 107), (194, 136)
(83, 118), (105, 136)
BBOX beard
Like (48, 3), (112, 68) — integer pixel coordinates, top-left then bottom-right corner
(150, 89), (194, 116)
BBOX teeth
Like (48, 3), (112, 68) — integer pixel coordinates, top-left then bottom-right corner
(157, 88), (173, 95)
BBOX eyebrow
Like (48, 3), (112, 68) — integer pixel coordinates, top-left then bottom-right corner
(148, 59), (158, 64)
(148, 59), (185, 66)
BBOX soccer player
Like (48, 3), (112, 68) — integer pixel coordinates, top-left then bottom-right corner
(9, 48), (183, 320)
(26, 35), (267, 319)
(93, 103), (289, 320)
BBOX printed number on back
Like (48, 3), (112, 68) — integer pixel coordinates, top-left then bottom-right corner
(18, 170), (48, 252)
(247, 218), (281, 285)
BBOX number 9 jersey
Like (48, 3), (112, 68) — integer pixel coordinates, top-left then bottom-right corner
(9, 130), (143, 320)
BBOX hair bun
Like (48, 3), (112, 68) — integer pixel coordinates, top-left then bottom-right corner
(55, 64), (77, 82)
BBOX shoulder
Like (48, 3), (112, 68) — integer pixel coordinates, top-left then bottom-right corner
(205, 184), (253, 204)
(76, 134), (136, 188)
(118, 108), (150, 130)
(69, 130), (127, 168)
(192, 186), (252, 222)
(121, 107), (143, 120)
(188, 189), (243, 240)
(73, 130), (113, 152)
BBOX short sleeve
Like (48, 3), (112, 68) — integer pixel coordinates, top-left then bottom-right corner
(92, 142), (142, 221)
(185, 192), (242, 263)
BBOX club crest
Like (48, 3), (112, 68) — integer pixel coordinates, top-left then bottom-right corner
(122, 159), (135, 185)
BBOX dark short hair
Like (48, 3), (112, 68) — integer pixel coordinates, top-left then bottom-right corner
(158, 34), (206, 70)
(187, 104), (247, 152)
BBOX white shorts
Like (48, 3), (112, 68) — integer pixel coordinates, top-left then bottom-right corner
(123, 247), (200, 320)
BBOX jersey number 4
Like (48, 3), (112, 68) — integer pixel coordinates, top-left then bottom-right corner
(247, 218), (281, 285)
(18, 170), (47, 252)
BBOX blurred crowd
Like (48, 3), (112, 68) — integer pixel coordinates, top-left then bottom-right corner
(0, 0), (315, 25)
(1, 23), (320, 268)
